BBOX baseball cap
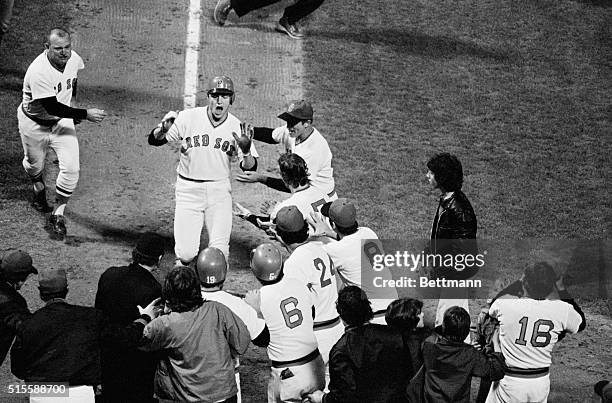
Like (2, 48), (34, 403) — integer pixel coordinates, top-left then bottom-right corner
(321, 198), (357, 228)
(278, 100), (313, 121)
(134, 233), (165, 260)
(595, 380), (612, 403)
(0, 250), (38, 281)
(38, 268), (68, 294)
(275, 205), (306, 232)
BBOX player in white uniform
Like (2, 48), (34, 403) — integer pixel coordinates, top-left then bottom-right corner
(18, 28), (106, 237)
(234, 153), (333, 234)
(148, 76), (258, 265)
(195, 247), (269, 403)
(273, 206), (343, 389)
(485, 262), (586, 403)
(309, 198), (398, 325)
(236, 100), (337, 200)
(245, 243), (325, 403)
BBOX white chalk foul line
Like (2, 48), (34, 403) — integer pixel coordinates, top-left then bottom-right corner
(184, 0), (202, 109)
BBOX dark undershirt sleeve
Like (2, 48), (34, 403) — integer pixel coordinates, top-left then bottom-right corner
(148, 128), (168, 146)
(39, 96), (87, 120)
(253, 127), (277, 144)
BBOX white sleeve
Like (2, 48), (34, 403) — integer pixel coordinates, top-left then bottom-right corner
(164, 111), (183, 142)
(488, 299), (502, 319)
(238, 300), (266, 339)
(75, 52), (85, 70)
(272, 125), (289, 144)
(564, 304), (583, 334)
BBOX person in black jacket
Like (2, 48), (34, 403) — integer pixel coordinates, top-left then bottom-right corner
(95, 232), (165, 403)
(11, 268), (101, 402)
(0, 250), (36, 366)
(305, 286), (412, 403)
(425, 153), (478, 327)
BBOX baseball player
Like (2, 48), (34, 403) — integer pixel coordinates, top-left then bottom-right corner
(309, 198), (398, 325)
(236, 100), (337, 201)
(18, 28), (106, 238)
(148, 75), (259, 265)
(234, 153), (333, 232)
(485, 262), (586, 403)
(196, 247), (269, 403)
(273, 206), (343, 389)
(244, 243), (325, 403)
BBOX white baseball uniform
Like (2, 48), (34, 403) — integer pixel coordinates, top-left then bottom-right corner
(272, 126), (336, 199)
(259, 277), (325, 403)
(270, 185), (333, 222)
(18, 50), (84, 198)
(323, 227), (398, 325)
(202, 289), (266, 403)
(283, 241), (343, 389)
(163, 106), (258, 263)
(485, 296), (583, 403)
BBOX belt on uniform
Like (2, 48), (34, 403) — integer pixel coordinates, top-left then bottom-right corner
(178, 174), (213, 183)
(314, 316), (341, 330)
(327, 188), (337, 198)
(505, 366), (549, 378)
(373, 309), (387, 318)
(22, 104), (60, 127)
(272, 349), (320, 368)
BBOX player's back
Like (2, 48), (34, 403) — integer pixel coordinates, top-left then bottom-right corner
(270, 186), (332, 222)
(323, 227), (398, 312)
(259, 277), (318, 362)
(284, 241), (338, 323)
(202, 290), (265, 340)
(490, 296), (583, 369)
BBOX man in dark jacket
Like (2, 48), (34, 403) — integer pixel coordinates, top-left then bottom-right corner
(306, 286), (412, 403)
(425, 153), (478, 326)
(414, 306), (505, 403)
(95, 232), (165, 403)
(0, 250), (36, 366)
(11, 268), (101, 402)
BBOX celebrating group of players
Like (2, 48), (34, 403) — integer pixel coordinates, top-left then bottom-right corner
(14, 25), (589, 403)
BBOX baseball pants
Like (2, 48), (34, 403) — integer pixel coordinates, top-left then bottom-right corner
(314, 321), (344, 391)
(267, 355), (325, 403)
(230, 0), (325, 25)
(485, 374), (550, 403)
(18, 107), (80, 198)
(30, 385), (95, 403)
(174, 177), (232, 263)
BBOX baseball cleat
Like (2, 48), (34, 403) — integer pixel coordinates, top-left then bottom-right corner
(276, 17), (305, 40)
(31, 190), (53, 213)
(233, 202), (253, 218)
(214, 0), (232, 26)
(49, 214), (67, 238)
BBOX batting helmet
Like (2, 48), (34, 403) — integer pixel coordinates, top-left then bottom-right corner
(250, 243), (283, 282)
(196, 247), (227, 286)
(207, 75), (235, 104)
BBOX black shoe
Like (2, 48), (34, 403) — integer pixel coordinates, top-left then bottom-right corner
(31, 190), (53, 213)
(276, 17), (305, 39)
(49, 214), (67, 238)
(214, 0), (232, 26)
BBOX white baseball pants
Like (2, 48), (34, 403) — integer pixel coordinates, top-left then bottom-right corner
(267, 355), (325, 403)
(485, 374), (550, 403)
(18, 107), (79, 198)
(174, 176), (232, 263)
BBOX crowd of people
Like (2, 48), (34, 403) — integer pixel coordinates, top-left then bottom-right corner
(2, 24), (595, 403)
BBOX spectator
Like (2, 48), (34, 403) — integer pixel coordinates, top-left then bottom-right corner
(0, 250), (36, 366)
(95, 233), (165, 403)
(11, 268), (101, 402)
(485, 263), (586, 403)
(385, 298), (428, 378)
(125, 267), (251, 402)
(306, 286), (413, 403)
(425, 153), (478, 327)
(410, 306), (505, 403)
(213, 0), (325, 39)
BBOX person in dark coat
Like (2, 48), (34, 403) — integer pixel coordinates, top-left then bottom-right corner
(306, 286), (412, 403)
(95, 232), (165, 403)
(11, 268), (101, 402)
(0, 250), (36, 366)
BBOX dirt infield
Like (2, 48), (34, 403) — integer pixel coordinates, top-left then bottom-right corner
(0, 0), (610, 401)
